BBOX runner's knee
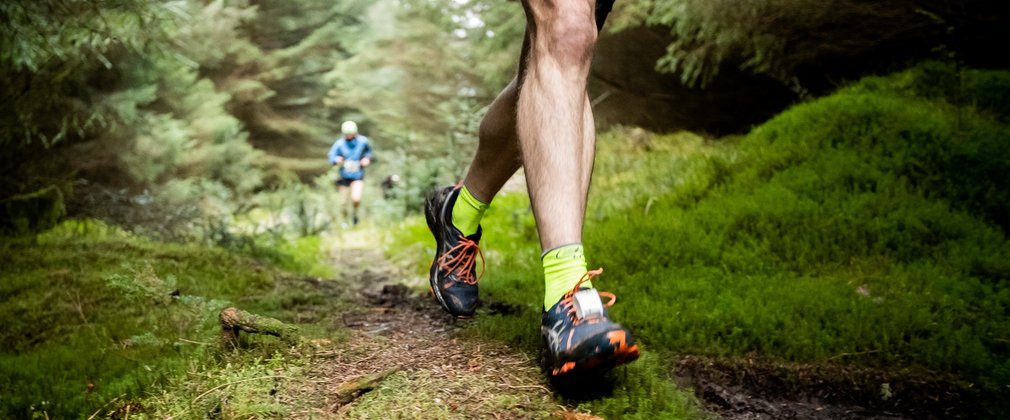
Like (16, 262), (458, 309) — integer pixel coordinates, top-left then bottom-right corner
(533, 2), (596, 68)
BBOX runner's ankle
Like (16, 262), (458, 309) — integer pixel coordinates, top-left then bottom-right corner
(451, 184), (489, 236)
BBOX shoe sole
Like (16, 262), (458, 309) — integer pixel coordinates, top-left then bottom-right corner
(541, 334), (641, 379)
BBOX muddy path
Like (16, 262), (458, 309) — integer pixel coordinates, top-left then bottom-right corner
(288, 230), (987, 419)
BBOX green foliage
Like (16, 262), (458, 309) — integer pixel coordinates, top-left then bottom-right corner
(375, 149), (466, 217)
(601, 0), (816, 84)
(216, 0), (371, 152)
(2, 0), (523, 245)
(247, 179), (344, 238)
(611, 1), (997, 87)
(0, 0), (168, 147)
(1, 0), (280, 227)
(638, 0), (831, 86)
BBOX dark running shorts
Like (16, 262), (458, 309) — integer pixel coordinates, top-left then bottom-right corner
(336, 178), (362, 187)
(596, 0), (616, 31)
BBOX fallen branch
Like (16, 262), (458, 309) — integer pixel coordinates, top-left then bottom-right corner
(219, 307), (298, 348)
(335, 367), (402, 405)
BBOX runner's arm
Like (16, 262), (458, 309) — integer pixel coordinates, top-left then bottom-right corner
(361, 138), (373, 167)
(327, 140), (344, 165)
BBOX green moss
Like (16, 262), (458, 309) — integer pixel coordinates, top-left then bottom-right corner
(139, 350), (307, 418)
(590, 63), (1010, 389)
(0, 219), (348, 418)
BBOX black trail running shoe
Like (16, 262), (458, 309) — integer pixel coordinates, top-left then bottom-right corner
(541, 268), (640, 378)
(425, 185), (484, 318)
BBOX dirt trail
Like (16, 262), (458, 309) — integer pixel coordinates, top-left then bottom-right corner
(283, 229), (588, 419)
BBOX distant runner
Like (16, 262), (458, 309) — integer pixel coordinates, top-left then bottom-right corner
(328, 120), (372, 226)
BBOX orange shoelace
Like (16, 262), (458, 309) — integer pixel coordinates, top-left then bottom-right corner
(436, 235), (485, 285)
(558, 268), (616, 325)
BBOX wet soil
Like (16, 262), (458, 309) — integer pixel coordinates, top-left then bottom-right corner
(675, 356), (998, 419)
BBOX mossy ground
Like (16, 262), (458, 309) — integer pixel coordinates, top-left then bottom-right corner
(0, 220), (350, 418)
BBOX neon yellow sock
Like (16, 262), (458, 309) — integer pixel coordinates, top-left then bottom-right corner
(451, 185), (489, 236)
(542, 244), (591, 310)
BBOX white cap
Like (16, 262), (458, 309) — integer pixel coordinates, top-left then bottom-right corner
(341, 120), (358, 135)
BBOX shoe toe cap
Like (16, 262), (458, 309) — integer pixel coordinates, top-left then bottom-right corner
(438, 280), (478, 317)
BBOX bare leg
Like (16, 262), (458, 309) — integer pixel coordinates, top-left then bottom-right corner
(462, 79), (522, 203)
(338, 184), (350, 221)
(350, 180), (364, 223)
(349, 180), (364, 206)
(461, 29), (534, 203)
(338, 185), (349, 208)
(517, 0), (597, 251)
(463, 0), (597, 251)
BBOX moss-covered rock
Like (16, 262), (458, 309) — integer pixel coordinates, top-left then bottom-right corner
(0, 185), (66, 234)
